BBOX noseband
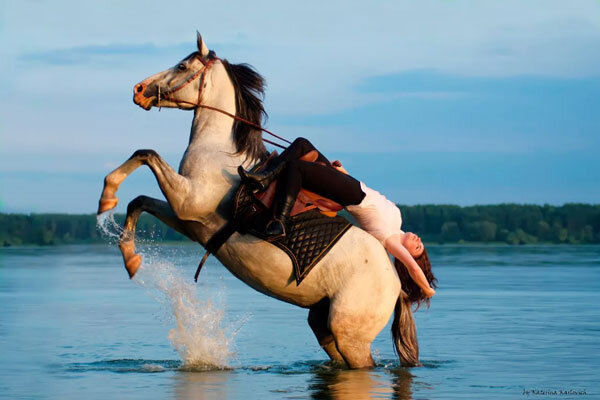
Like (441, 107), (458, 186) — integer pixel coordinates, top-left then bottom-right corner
(157, 53), (290, 148)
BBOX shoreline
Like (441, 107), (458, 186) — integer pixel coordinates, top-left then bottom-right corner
(2, 204), (599, 246)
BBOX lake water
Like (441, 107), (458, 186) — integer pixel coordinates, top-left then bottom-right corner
(0, 243), (598, 399)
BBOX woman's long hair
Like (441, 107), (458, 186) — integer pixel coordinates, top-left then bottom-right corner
(394, 248), (437, 310)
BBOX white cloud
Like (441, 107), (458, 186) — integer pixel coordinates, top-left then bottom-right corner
(2, 0), (600, 166)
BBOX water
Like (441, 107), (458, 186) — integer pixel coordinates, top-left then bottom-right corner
(0, 243), (598, 399)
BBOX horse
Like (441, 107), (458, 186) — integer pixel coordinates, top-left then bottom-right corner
(98, 33), (419, 369)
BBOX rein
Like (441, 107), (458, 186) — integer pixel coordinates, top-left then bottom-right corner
(158, 53), (291, 280)
(157, 54), (291, 149)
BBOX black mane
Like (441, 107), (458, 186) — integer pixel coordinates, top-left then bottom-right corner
(221, 59), (268, 162)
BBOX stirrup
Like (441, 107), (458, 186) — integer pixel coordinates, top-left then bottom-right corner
(264, 219), (286, 241)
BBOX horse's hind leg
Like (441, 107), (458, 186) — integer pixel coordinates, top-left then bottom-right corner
(329, 314), (376, 369)
(308, 298), (345, 364)
(120, 195), (191, 278)
(329, 265), (400, 369)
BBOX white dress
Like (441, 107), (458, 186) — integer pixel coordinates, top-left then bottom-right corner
(345, 182), (403, 244)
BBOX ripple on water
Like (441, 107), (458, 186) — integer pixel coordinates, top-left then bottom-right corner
(62, 357), (458, 375)
(65, 359), (182, 373)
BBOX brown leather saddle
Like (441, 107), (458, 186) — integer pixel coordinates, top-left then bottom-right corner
(195, 155), (352, 285)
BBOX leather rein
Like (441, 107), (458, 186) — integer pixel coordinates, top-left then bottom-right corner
(157, 53), (291, 149)
(155, 53), (292, 280)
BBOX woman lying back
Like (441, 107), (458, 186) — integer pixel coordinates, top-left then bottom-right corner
(239, 138), (437, 302)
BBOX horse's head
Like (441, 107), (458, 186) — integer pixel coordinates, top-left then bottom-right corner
(133, 33), (226, 111)
(133, 33), (268, 161)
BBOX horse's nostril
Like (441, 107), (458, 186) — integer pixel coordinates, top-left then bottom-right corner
(135, 84), (144, 93)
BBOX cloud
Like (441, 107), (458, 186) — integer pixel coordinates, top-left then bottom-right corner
(3, 1), (600, 210)
(6, 1), (600, 119)
(17, 43), (187, 66)
(271, 71), (600, 153)
(2, 150), (599, 212)
(356, 69), (600, 95)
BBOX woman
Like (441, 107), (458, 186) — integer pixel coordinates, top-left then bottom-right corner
(239, 138), (437, 301)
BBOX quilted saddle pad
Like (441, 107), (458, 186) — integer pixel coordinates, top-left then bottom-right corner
(233, 183), (352, 285)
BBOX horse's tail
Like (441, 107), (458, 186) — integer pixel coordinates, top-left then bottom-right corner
(392, 294), (419, 366)
(391, 259), (420, 366)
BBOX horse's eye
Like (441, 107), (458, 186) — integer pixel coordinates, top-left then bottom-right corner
(177, 63), (187, 71)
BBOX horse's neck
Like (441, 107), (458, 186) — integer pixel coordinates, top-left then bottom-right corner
(188, 108), (232, 147)
(181, 83), (241, 166)
(181, 106), (256, 242)
(183, 105), (254, 171)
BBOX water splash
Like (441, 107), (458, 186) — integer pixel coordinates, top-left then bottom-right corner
(136, 258), (234, 369)
(96, 211), (123, 242)
(96, 212), (235, 369)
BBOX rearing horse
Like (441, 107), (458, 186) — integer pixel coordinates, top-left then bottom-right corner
(98, 34), (419, 368)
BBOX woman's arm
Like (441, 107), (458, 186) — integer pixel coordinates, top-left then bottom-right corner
(384, 234), (435, 298)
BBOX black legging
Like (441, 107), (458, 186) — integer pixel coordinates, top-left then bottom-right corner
(272, 138), (365, 216)
(276, 137), (331, 165)
(280, 159), (365, 206)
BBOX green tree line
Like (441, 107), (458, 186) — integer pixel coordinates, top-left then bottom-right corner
(0, 213), (186, 246)
(399, 203), (600, 244)
(1, 203), (599, 246)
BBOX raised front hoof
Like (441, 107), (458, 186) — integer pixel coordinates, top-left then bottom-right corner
(98, 197), (118, 214)
(124, 254), (142, 279)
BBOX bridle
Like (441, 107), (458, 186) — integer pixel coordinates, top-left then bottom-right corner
(157, 53), (291, 149)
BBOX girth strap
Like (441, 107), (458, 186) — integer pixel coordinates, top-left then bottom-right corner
(194, 156), (271, 282)
(194, 220), (239, 282)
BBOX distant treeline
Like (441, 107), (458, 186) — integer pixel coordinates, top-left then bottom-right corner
(399, 203), (599, 245)
(1, 203), (599, 246)
(0, 213), (187, 246)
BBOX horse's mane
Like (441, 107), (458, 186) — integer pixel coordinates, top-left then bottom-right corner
(220, 59), (268, 162)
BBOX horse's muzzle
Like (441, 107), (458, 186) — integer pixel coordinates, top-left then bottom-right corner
(133, 81), (156, 110)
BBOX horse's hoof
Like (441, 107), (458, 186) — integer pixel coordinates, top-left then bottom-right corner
(125, 254), (142, 279)
(98, 197), (118, 214)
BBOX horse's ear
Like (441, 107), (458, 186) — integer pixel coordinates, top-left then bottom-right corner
(196, 32), (210, 57)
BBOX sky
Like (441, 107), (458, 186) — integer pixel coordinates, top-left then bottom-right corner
(1, 0), (599, 213)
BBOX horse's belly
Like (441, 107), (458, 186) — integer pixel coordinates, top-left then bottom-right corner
(213, 228), (396, 309)
(215, 235), (328, 307)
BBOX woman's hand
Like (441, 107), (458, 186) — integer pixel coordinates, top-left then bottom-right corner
(331, 160), (349, 174)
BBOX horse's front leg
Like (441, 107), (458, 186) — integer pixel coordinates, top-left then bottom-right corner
(98, 149), (191, 217)
(119, 195), (196, 278)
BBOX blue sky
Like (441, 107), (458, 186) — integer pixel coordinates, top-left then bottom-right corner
(1, 1), (599, 213)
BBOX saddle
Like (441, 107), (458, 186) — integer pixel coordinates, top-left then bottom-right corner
(253, 149), (346, 218)
(195, 155), (352, 285)
(232, 182), (352, 284)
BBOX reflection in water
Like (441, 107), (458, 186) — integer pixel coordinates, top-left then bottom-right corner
(172, 369), (233, 400)
(166, 362), (419, 399)
(4, 245), (596, 399)
(308, 364), (414, 400)
(389, 368), (416, 400)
